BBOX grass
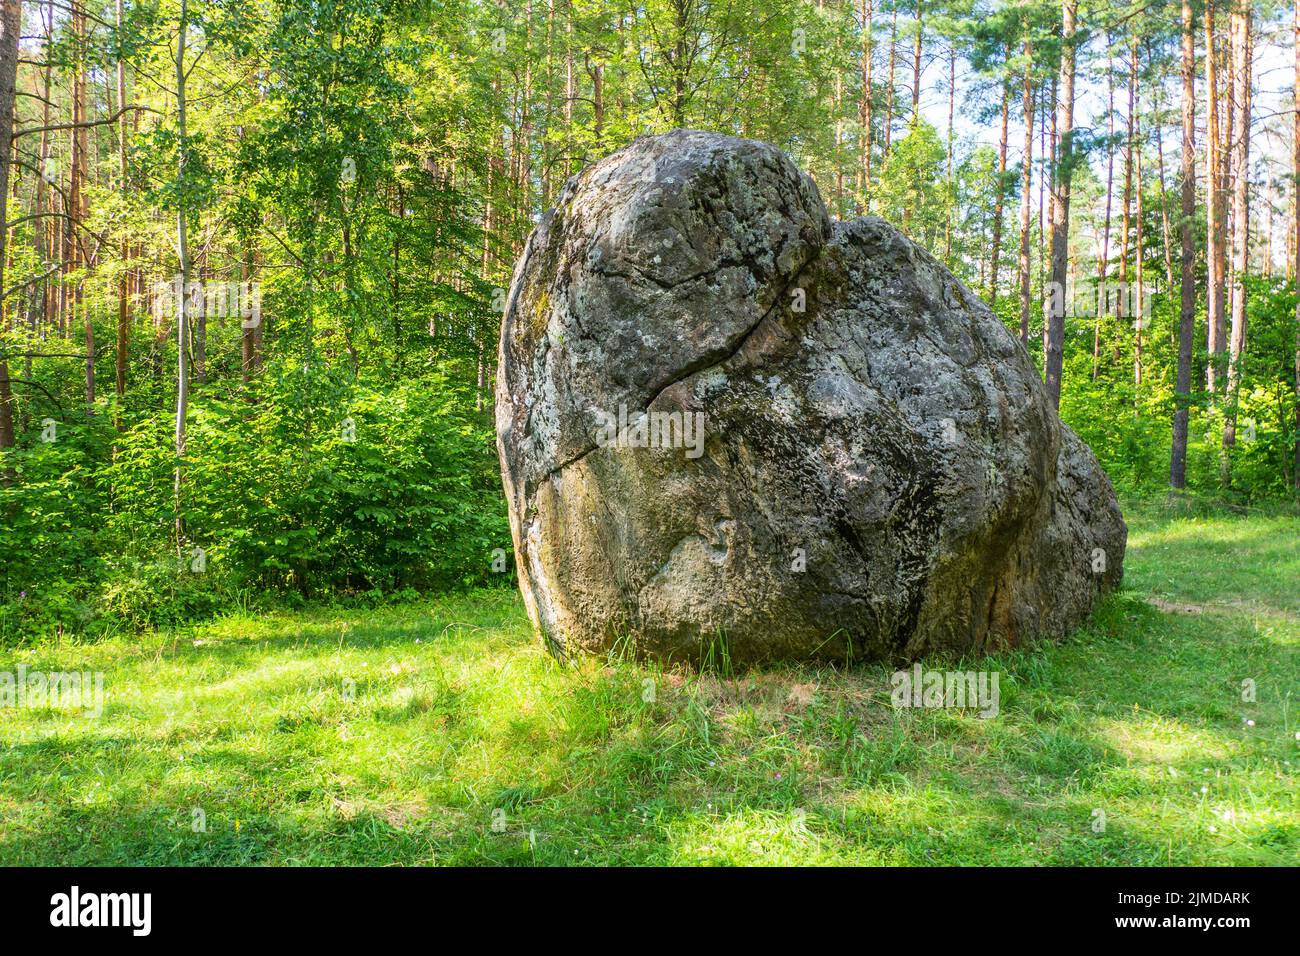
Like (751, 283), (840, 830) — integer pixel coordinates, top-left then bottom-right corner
(1, 500), (1296, 865)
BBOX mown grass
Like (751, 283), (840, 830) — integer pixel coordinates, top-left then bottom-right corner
(1, 500), (1296, 865)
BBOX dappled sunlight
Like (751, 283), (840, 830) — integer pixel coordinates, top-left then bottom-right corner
(1097, 714), (1238, 766)
(3, 506), (1298, 866)
(1123, 505), (1300, 621)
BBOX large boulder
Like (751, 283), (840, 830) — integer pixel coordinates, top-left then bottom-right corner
(496, 129), (1126, 664)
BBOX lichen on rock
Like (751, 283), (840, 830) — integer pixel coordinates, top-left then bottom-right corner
(496, 129), (1126, 664)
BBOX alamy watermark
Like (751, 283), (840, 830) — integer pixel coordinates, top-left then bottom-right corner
(50, 886), (150, 936)
(1044, 281), (1153, 324)
(152, 276), (262, 329)
(1, 665), (105, 717)
(890, 664), (1000, 719)
(593, 403), (705, 459)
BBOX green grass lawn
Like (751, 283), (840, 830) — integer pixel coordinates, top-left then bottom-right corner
(2, 500), (1296, 866)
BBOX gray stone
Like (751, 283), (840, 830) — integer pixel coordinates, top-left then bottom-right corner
(496, 129), (1126, 664)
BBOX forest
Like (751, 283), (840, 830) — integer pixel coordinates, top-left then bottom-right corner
(0, 0), (1296, 872)
(0, 0), (1296, 637)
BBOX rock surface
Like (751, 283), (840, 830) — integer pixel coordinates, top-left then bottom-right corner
(496, 129), (1126, 664)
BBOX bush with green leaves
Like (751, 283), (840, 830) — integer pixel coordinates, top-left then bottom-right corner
(1, 353), (510, 643)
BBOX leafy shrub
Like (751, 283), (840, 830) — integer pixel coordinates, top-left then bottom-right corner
(1, 352), (510, 643)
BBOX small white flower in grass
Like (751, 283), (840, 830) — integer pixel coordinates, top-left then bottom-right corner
(1200, 786), (1209, 794)
(193, 640), (204, 647)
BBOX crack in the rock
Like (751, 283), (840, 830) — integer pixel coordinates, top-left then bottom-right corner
(642, 261), (812, 412)
(590, 258), (727, 292)
(533, 439), (601, 491)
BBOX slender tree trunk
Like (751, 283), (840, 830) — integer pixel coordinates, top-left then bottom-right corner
(1040, 75), (1052, 296)
(590, 60), (603, 151)
(1150, 42), (1176, 292)
(1119, 40), (1136, 334)
(1018, 39), (1034, 344)
(36, 0), (51, 338)
(1264, 197), (1273, 277)
(988, 75), (1010, 304)
(1135, 118), (1145, 399)
(944, 44), (954, 259)
(115, 0), (129, 420)
(542, 0), (556, 210)
(241, 248), (257, 385)
(1206, 2), (1228, 394)
(835, 56), (845, 215)
(0, 0), (21, 468)
(174, 0), (192, 551)
(73, 4), (92, 408)
(1044, 0), (1077, 409)
(1222, 0), (1251, 471)
(1172, 0), (1196, 490)
(1094, 38), (1116, 380)
(860, 0), (874, 210)
(518, 0), (534, 236)
(564, 0), (574, 177)
(911, 2), (923, 123)
(884, 8), (897, 156)
(1294, 0), (1300, 495)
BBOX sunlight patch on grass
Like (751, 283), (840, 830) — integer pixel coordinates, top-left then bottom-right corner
(2, 502), (1297, 865)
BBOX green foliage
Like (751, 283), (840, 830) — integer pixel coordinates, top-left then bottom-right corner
(2, 0), (1298, 650)
(1, 351), (508, 643)
(1060, 278), (1299, 503)
(874, 120), (952, 248)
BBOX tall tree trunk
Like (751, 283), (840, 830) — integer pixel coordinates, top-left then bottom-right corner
(174, 0), (192, 551)
(1222, 0), (1251, 471)
(1094, 37), (1115, 380)
(911, 1), (923, 122)
(1118, 40), (1136, 334)
(884, 8), (897, 156)
(1150, 42), (1176, 292)
(1017, 39), (1034, 344)
(590, 60), (603, 152)
(1206, 2), (1228, 394)
(1040, 74), (1052, 295)
(944, 44), (954, 259)
(0, 0), (21, 469)
(115, 0), (130, 420)
(835, 52), (844, 215)
(860, 0), (874, 210)
(518, 0), (534, 238)
(241, 247), (257, 385)
(1264, 196), (1273, 277)
(1135, 116), (1145, 399)
(36, 0), (51, 340)
(542, 0), (556, 209)
(73, 4), (92, 408)
(1294, 0), (1300, 496)
(1044, 0), (1077, 409)
(988, 75), (1010, 304)
(564, 0), (574, 178)
(1172, 0), (1196, 490)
